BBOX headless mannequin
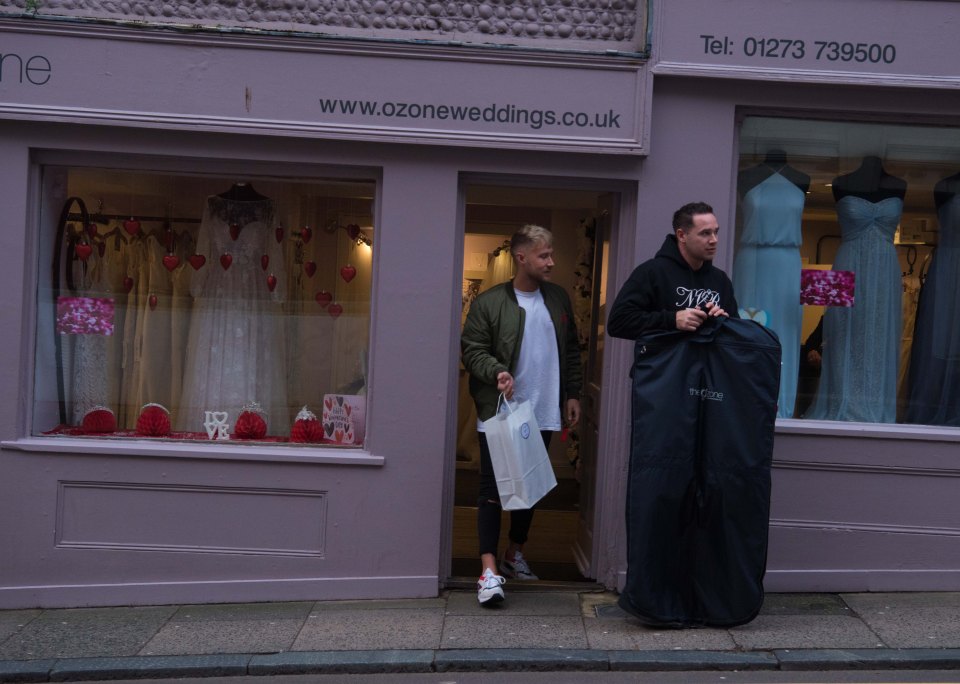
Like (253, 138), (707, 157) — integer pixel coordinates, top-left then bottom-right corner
(934, 170), (960, 210)
(218, 182), (269, 202)
(738, 149), (811, 197)
(832, 156), (906, 203)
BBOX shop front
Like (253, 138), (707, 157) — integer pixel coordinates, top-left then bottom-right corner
(0, 13), (649, 607)
(623, 0), (960, 591)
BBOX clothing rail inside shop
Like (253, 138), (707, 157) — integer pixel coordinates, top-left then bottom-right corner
(66, 212), (201, 224)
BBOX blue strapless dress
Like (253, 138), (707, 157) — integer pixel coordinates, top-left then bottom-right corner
(733, 172), (805, 418)
(805, 195), (902, 423)
(905, 195), (960, 426)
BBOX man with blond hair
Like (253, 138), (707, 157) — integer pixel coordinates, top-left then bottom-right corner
(461, 224), (582, 605)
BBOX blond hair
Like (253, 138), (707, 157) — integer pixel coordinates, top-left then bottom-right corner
(510, 224), (553, 256)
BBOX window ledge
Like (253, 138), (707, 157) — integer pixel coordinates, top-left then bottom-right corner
(776, 418), (960, 443)
(1, 437), (384, 466)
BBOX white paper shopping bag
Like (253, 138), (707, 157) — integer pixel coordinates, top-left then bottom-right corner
(482, 395), (557, 510)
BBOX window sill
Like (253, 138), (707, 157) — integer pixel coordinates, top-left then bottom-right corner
(775, 418), (960, 443)
(1, 437), (384, 466)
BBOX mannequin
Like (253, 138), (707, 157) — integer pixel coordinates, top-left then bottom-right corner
(733, 149), (809, 417)
(218, 182), (269, 202)
(806, 156), (904, 423)
(905, 171), (960, 425)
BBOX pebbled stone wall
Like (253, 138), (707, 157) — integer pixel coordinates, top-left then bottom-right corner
(0, 0), (646, 54)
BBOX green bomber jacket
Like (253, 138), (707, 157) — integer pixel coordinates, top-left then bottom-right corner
(461, 279), (583, 422)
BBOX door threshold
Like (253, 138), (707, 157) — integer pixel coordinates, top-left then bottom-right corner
(444, 576), (606, 592)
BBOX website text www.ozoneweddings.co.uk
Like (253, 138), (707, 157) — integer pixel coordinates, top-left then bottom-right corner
(319, 97), (623, 131)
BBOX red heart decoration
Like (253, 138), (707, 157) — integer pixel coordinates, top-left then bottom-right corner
(324, 398), (333, 410)
(86, 223), (98, 238)
(220, 253), (233, 270)
(149, 294), (158, 310)
(123, 276), (134, 293)
(345, 404), (352, 416)
(334, 429), (344, 443)
(188, 254), (206, 270)
(340, 264), (357, 283)
(261, 254), (269, 271)
(123, 218), (141, 236)
(315, 290), (332, 307)
(301, 226), (313, 244)
(229, 222), (241, 241)
(328, 303), (343, 318)
(75, 242), (93, 261)
(275, 226), (284, 243)
(304, 261), (317, 278)
(267, 274), (277, 292)
(162, 254), (180, 272)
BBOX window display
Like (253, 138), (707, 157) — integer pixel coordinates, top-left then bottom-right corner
(736, 116), (960, 427)
(37, 166), (375, 446)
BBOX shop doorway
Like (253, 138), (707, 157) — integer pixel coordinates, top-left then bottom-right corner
(451, 182), (614, 583)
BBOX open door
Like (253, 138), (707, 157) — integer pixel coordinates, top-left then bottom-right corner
(449, 182), (616, 583)
(571, 195), (614, 577)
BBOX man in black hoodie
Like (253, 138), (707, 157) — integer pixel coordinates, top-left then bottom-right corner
(608, 201), (737, 337)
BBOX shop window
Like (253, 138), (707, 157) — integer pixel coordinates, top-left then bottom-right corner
(35, 166), (374, 446)
(736, 116), (960, 427)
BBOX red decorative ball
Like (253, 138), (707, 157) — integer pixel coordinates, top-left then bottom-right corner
(80, 407), (117, 434)
(234, 408), (267, 440)
(136, 403), (171, 437)
(290, 406), (323, 443)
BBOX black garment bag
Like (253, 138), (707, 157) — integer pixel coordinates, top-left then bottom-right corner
(619, 317), (780, 627)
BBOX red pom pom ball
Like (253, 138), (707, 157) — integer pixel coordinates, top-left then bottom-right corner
(234, 405), (267, 440)
(80, 406), (117, 434)
(136, 403), (171, 437)
(290, 406), (323, 443)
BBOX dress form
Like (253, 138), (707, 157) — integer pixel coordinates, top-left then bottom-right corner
(734, 149), (809, 417)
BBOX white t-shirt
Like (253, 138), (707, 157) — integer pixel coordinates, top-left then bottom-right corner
(478, 287), (561, 431)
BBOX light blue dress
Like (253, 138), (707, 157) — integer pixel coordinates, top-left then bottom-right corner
(905, 195), (960, 426)
(806, 196), (902, 423)
(733, 172), (805, 418)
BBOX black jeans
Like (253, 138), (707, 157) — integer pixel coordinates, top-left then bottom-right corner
(477, 430), (553, 558)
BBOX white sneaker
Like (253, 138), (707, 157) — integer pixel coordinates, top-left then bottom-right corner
(500, 551), (538, 580)
(477, 568), (505, 606)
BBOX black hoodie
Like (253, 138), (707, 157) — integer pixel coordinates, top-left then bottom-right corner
(608, 234), (739, 339)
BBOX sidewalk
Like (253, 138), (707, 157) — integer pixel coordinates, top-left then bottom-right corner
(2, 588), (960, 681)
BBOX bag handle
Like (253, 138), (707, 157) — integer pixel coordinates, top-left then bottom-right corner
(496, 392), (518, 415)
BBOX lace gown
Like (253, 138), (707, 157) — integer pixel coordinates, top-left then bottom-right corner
(905, 195), (960, 426)
(176, 196), (289, 435)
(733, 172), (805, 418)
(806, 196), (902, 423)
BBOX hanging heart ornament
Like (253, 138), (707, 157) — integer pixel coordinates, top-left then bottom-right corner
(75, 242), (93, 261)
(220, 253), (233, 270)
(340, 264), (357, 283)
(189, 254), (206, 270)
(261, 254), (269, 271)
(229, 222), (241, 241)
(123, 276), (134, 293)
(162, 254), (180, 272)
(275, 226), (284, 243)
(149, 294), (158, 310)
(267, 274), (277, 292)
(123, 218), (141, 236)
(301, 226), (313, 244)
(315, 290), (332, 307)
(304, 261), (317, 278)
(328, 303), (343, 318)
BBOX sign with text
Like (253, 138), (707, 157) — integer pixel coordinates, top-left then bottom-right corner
(0, 22), (648, 154)
(654, 0), (960, 88)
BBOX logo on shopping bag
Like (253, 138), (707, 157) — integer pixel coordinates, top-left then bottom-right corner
(519, 422), (531, 439)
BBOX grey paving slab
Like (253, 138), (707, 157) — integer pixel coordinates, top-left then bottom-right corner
(314, 598), (447, 612)
(0, 658), (55, 683)
(434, 648), (609, 671)
(842, 592), (960, 611)
(729, 614), (883, 650)
(441, 615), (588, 650)
(292, 609), (443, 651)
(760, 593), (853, 616)
(168, 601), (314, 622)
(139, 618), (305, 655)
(445, 591), (581, 616)
(583, 618), (641, 650)
(0, 611), (42, 645)
(624, 623), (738, 651)
(249, 650), (434, 674)
(851, 606), (960, 648)
(774, 647), (960, 671)
(609, 649), (778, 671)
(0, 606), (177, 660)
(48, 654), (249, 681)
